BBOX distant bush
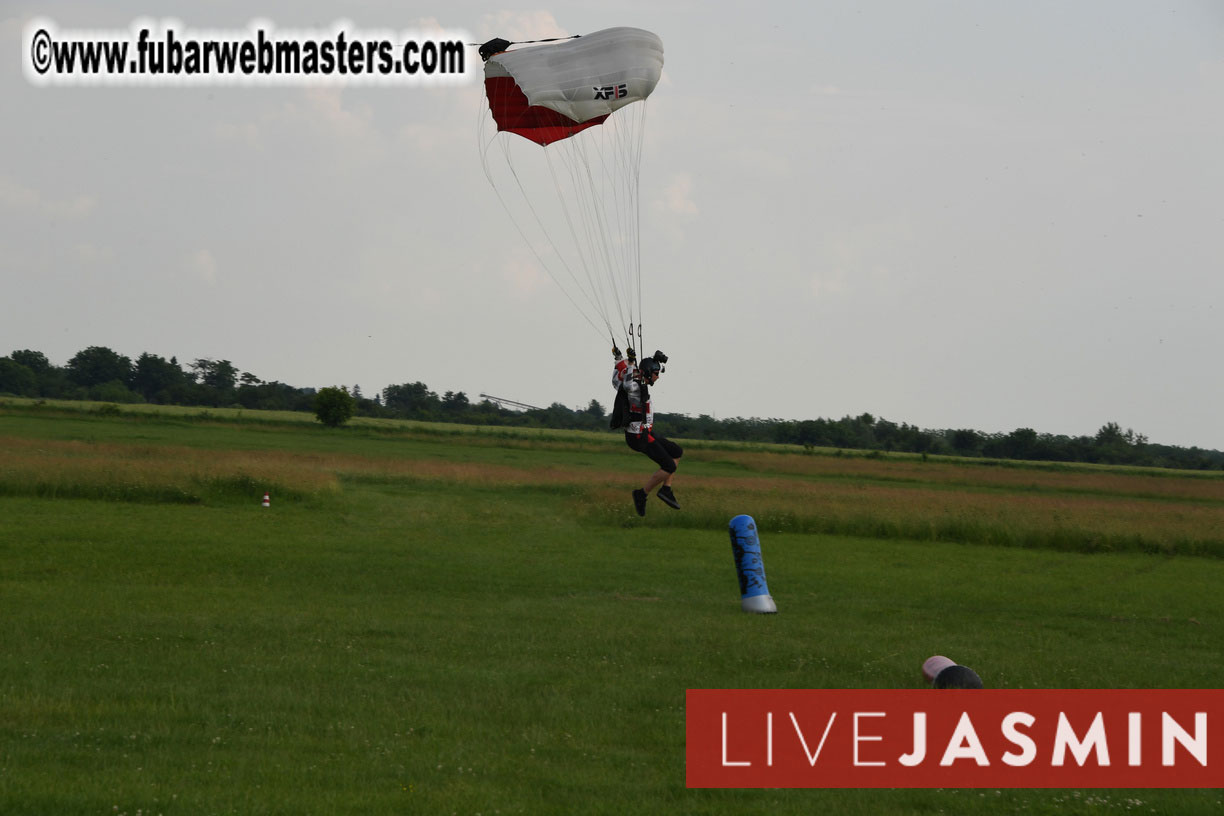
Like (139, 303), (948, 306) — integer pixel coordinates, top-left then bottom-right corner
(91, 379), (144, 404)
(314, 386), (356, 428)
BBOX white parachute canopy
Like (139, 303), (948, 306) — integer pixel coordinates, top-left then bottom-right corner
(480, 27), (664, 350)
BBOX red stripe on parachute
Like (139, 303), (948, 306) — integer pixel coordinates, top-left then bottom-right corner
(484, 76), (608, 147)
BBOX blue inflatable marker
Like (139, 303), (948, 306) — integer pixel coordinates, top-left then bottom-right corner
(728, 514), (777, 614)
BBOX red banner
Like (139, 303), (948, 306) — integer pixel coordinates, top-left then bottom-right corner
(686, 689), (1223, 788)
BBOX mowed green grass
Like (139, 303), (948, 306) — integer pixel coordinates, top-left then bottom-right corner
(1, 404), (1222, 815)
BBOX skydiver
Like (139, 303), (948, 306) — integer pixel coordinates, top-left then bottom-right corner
(611, 346), (682, 516)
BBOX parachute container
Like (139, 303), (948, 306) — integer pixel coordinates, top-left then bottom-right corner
(479, 28), (664, 348)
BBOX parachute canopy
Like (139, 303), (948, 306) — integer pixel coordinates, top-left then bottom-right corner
(478, 27), (664, 349)
(483, 27), (664, 145)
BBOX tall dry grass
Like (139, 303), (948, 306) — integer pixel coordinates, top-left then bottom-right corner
(578, 470), (1224, 557)
(0, 436), (339, 503)
(330, 446), (1224, 556)
(715, 450), (1224, 502)
(5, 430), (1222, 556)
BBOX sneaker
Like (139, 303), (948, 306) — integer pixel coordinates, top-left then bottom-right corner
(632, 488), (647, 516)
(656, 485), (680, 509)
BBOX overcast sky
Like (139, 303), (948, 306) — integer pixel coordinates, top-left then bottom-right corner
(5, 1), (1222, 449)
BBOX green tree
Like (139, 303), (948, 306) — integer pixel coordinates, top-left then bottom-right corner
(91, 379), (144, 404)
(1094, 421), (1146, 464)
(10, 349), (51, 375)
(441, 390), (470, 418)
(191, 358), (238, 391)
(996, 427), (1039, 459)
(10, 350), (71, 398)
(67, 346), (132, 388)
(1095, 422), (1126, 446)
(314, 386), (356, 428)
(949, 429), (982, 455)
(383, 382), (440, 418)
(131, 353), (187, 401)
(0, 357), (37, 395)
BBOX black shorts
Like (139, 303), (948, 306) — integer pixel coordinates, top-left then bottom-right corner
(625, 431), (683, 473)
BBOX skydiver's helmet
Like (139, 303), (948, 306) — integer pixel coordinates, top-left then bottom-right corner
(639, 357), (662, 381)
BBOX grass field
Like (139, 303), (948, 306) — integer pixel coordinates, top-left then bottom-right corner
(1, 399), (1222, 814)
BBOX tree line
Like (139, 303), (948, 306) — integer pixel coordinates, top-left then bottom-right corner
(3, 345), (1222, 471)
(0, 346), (610, 430)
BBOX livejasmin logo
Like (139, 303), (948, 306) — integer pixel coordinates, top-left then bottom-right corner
(719, 709), (1202, 768)
(686, 690), (1223, 788)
